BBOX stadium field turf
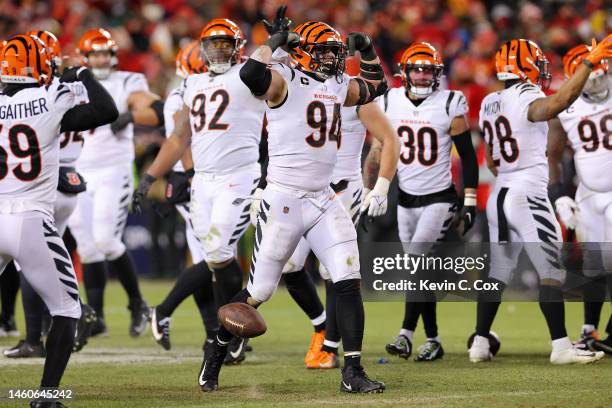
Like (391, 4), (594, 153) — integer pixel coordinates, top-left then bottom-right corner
(0, 280), (610, 407)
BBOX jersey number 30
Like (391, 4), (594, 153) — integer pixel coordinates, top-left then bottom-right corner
(0, 124), (41, 181)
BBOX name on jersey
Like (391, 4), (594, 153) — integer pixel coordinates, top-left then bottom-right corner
(314, 93), (338, 101)
(400, 119), (431, 125)
(483, 100), (500, 116)
(0, 98), (48, 120)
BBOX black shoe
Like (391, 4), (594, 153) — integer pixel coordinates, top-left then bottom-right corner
(128, 299), (150, 338)
(224, 337), (247, 365)
(414, 340), (445, 362)
(3, 340), (46, 358)
(73, 304), (97, 352)
(385, 334), (412, 359)
(90, 317), (108, 337)
(198, 342), (227, 392)
(30, 400), (66, 407)
(151, 307), (171, 350)
(590, 336), (612, 355)
(340, 365), (385, 393)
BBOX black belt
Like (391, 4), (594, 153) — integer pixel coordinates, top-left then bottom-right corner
(330, 179), (349, 193)
(398, 185), (458, 208)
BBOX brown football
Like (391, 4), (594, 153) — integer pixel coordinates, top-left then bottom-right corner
(218, 303), (267, 338)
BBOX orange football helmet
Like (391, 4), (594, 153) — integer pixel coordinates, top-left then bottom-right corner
(27, 30), (62, 73)
(199, 18), (245, 74)
(176, 41), (207, 78)
(398, 42), (444, 98)
(291, 22), (346, 80)
(77, 28), (118, 78)
(495, 39), (551, 89)
(1, 34), (52, 85)
(563, 44), (609, 100)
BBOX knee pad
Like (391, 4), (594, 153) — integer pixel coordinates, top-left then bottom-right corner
(77, 241), (105, 264)
(282, 258), (304, 274)
(98, 237), (126, 261)
(248, 281), (277, 304)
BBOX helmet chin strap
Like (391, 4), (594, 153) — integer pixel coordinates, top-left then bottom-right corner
(91, 67), (111, 80)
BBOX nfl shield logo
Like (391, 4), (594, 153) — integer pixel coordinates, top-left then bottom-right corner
(283, 206), (289, 214)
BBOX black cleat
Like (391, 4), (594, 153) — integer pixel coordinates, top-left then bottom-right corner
(73, 304), (97, 352)
(128, 300), (150, 338)
(340, 365), (385, 393)
(203, 338), (214, 354)
(590, 336), (612, 355)
(224, 337), (247, 365)
(414, 340), (445, 362)
(198, 342), (227, 392)
(4, 340), (46, 358)
(385, 334), (412, 359)
(30, 400), (66, 407)
(151, 307), (171, 350)
(90, 317), (108, 337)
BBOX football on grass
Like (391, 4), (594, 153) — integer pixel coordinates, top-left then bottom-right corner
(467, 331), (501, 356)
(218, 303), (267, 338)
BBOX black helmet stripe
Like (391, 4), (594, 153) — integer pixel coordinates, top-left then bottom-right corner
(303, 23), (326, 42)
(297, 21), (320, 37)
(313, 28), (336, 42)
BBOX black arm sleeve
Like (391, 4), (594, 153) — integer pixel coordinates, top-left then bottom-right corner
(239, 58), (273, 97)
(258, 116), (269, 189)
(452, 129), (479, 189)
(151, 99), (164, 126)
(60, 70), (119, 133)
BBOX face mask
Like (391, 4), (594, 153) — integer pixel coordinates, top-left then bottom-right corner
(583, 70), (609, 102)
(91, 67), (111, 80)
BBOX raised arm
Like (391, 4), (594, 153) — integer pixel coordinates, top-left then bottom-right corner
(344, 33), (388, 107)
(60, 67), (119, 132)
(528, 35), (611, 122)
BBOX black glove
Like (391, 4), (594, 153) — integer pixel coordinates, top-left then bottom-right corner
(262, 5), (292, 35)
(111, 111), (134, 133)
(456, 205), (477, 235)
(265, 31), (301, 52)
(60, 66), (90, 83)
(347, 32), (374, 59)
(131, 174), (156, 214)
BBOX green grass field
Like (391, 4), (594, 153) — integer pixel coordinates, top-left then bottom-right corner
(0, 280), (610, 407)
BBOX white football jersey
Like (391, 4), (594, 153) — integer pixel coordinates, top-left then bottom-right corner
(164, 85), (186, 172)
(333, 105), (366, 183)
(558, 94), (612, 192)
(76, 71), (149, 171)
(182, 63), (265, 173)
(479, 83), (548, 190)
(56, 78), (90, 166)
(381, 87), (468, 195)
(0, 82), (78, 215)
(266, 64), (349, 191)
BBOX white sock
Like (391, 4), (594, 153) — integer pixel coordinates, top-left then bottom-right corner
(551, 336), (572, 352)
(323, 339), (340, 349)
(399, 329), (414, 342)
(311, 311), (326, 327)
(427, 336), (441, 343)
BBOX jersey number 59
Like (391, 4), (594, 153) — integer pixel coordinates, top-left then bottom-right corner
(0, 124), (41, 181)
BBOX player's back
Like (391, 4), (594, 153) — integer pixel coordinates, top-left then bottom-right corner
(558, 94), (612, 192)
(382, 87), (466, 195)
(0, 83), (75, 215)
(266, 64), (349, 192)
(77, 70), (148, 171)
(183, 63), (265, 174)
(333, 105), (365, 183)
(55, 78), (90, 166)
(479, 83), (549, 190)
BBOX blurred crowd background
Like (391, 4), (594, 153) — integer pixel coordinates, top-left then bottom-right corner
(0, 0), (607, 277)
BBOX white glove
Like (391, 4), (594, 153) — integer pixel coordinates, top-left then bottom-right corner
(554, 196), (578, 230)
(250, 188), (264, 226)
(360, 178), (390, 217)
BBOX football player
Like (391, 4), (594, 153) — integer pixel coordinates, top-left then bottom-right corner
(3, 30), (98, 359)
(149, 40), (219, 352)
(133, 18), (266, 360)
(188, 7), (390, 391)
(67, 28), (164, 337)
(381, 42), (478, 362)
(469, 36), (611, 364)
(548, 44), (612, 354)
(278, 99), (400, 369)
(0, 34), (117, 405)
